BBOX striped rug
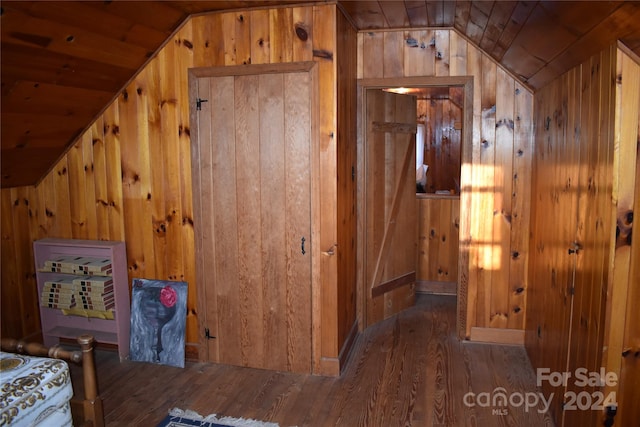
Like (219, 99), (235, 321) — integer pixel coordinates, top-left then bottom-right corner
(156, 408), (280, 427)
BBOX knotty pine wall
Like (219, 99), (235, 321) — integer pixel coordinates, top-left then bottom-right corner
(1, 4), (359, 373)
(417, 96), (462, 193)
(416, 95), (461, 293)
(358, 29), (534, 338)
(417, 196), (460, 289)
(526, 43), (640, 426)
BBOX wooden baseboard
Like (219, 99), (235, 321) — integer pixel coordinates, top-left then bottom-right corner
(317, 357), (340, 376)
(416, 280), (457, 295)
(469, 327), (525, 345)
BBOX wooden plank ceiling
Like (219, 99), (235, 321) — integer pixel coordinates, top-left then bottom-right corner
(2, 1), (640, 188)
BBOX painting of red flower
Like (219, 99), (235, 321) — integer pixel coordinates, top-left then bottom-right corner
(129, 279), (187, 368)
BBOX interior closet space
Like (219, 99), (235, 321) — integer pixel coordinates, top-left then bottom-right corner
(357, 78), (470, 332)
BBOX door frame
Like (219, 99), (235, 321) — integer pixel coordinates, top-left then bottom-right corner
(356, 76), (473, 340)
(188, 62), (321, 364)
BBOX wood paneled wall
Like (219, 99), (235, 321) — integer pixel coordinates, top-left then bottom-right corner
(0, 4), (358, 375)
(417, 97), (462, 193)
(335, 10), (358, 363)
(358, 29), (534, 337)
(417, 196), (459, 289)
(526, 44), (640, 426)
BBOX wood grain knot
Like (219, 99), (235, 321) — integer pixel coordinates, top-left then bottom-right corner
(295, 24), (308, 41)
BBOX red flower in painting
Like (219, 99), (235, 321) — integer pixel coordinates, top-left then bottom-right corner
(159, 285), (177, 308)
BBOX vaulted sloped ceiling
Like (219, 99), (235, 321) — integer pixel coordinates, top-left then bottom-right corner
(2, 1), (640, 188)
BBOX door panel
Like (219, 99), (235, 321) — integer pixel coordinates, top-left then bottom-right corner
(210, 75), (240, 364)
(365, 89), (418, 327)
(235, 74), (264, 368)
(195, 70), (312, 373)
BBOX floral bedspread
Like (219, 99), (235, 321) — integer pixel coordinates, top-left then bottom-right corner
(0, 351), (73, 426)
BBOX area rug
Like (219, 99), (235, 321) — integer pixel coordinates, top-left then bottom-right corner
(157, 408), (280, 427)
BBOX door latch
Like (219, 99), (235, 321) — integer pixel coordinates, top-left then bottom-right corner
(196, 98), (209, 111)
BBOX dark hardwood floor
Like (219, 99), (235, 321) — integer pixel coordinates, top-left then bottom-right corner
(70, 294), (555, 426)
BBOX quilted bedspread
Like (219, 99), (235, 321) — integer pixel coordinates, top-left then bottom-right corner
(0, 351), (73, 426)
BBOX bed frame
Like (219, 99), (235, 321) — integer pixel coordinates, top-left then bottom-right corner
(0, 334), (104, 427)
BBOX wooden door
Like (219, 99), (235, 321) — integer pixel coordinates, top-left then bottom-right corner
(192, 69), (312, 373)
(364, 89), (418, 327)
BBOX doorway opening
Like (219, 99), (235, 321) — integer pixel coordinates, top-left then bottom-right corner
(356, 76), (473, 340)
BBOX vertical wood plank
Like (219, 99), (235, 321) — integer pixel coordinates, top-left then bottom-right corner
(81, 130), (98, 239)
(383, 31), (404, 78)
(313, 3), (339, 374)
(509, 82), (533, 329)
(20, 188), (38, 333)
(234, 74), (264, 369)
(175, 22), (197, 348)
(102, 102), (125, 241)
(434, 29), (450, 77)
(52, 157), (72, 237)
(284, 71), (312, 372)
(362, 31), (383, 79)
(30, 175), (49, 240)
(476, 54), (496, 328)
(91, 116), (110, 240)
(67, 141), (88, 239)
(134, 66), (157, 280)
(235, 11), (251, 65)
(145, 60), (167, 281)
(417, 199), (430, 281)
(356, 32), (364, 79)
(193, 76), (219, 362)
(449, 30), (467, 77)
(336, 10), (357, 355)
(222, 13), (237, 66)
(463, 42), (484, 336)
(27, 176), (45, 242)
(259, 72), (288, 370)
(270, 8), (293, 64)
(210, 75), (241, 365)
(292, 7), (313, 62)
(427, 196), (441, 280)
(250, 9), (270, 65)
(160, 37), (185, 282)
(491, 67), (514, 329)
(365, 89), (386, 325)
(451, 198), (460, 281)
(437, 199), (453, 281)
(10, 187), (39, 336)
